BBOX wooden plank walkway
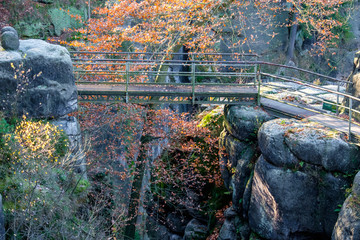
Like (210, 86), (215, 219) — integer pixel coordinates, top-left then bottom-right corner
(77, 83), (258, 95)
(76, 83), (258, 104)
(261, 98), (360, 137)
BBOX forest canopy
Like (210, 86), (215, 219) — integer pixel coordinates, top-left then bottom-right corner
(68, 0), (353, 56)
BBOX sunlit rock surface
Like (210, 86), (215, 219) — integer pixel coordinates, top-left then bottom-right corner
(249, 119), (359, 239)
(0, 39), (77, 118)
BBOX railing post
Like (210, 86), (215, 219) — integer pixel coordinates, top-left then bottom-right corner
(192, 61), (195, 105)
(125, 54), (130, 103)
(257, 65), (261, 106)
(349, 98), (352, 141)
(254, 56), (258, 87)
(336, 81), (340, 115)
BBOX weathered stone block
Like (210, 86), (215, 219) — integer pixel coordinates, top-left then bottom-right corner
(224, 105), (271, 142)
(0, 39), (77, 118)
(249, 155), (349, 239)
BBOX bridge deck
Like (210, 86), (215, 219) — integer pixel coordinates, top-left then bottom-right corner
(77, 84), (257, 95)
(261, 98), (360, 138)
(76, 83), (258, 104)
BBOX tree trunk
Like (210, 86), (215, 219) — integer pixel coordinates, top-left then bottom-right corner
(286, 10), (298, 62)
(287, 19), (297, 62)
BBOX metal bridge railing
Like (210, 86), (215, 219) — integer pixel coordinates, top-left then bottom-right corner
(70, 51), (360, 138)
(71, 51), (260, 105)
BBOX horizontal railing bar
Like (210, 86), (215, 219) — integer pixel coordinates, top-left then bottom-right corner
(72, 58), (259, 66)
(72, 56), (350, 83)
(70, 51), (259, 57)
(73, 62), (257, 68)
(76, 81), (255, 87)
(74, 69), (255, 75)
(261, 72), (359, 102)
(259, 63), (350, 84)
(71, 59), (259, 64)
(263, 82), (360, 115)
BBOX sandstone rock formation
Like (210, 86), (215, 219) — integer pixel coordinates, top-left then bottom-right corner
(250, 119), (359, 239)
(0, 38), (77, 118)
(218, 105), (271, 239)
(220, 105), (271, 212)
(183, 219), (208, 240)
(0, 30), (83, 239)
(219, 112), (360, 240)
(52, 116), (86, 174)
(332, 171), (360, 240)
(0, 29), (84, 172)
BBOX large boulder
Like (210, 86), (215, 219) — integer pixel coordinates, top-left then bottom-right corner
(166, 212), (190, 234)
(218, 207), (250, 240)
(248, 118), (359, 239)
(223, 105), (271, 142)
(145, 217), (172, 240)
(332, 171), (360, 240)
(259, 119), (360, 173)
(0, 39), (77, 118)
(257, 118), (299, 168)
(249, 156), (349, 239)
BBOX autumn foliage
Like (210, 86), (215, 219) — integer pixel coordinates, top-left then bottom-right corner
(66, 0), (352, 56)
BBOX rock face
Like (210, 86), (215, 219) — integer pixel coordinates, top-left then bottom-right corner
(52, 116), (86, 174)
(219, 105), (271, 237)
(258, 119), (360, 172)
(220, 105), (271, 212)
(0, 38), (77, 118)
(223, 105), (271, 141)
(1, 1), (88, 39)
(218, 206), (250, 240)
(332, 172), (360, 240)
(0, 32), (83, 239)
(219, 114), (360, 240)
(217, 2), (288, 60)
(249, 119), (358, 239)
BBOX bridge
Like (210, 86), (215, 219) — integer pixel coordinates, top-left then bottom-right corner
(71, 51), (360, 138)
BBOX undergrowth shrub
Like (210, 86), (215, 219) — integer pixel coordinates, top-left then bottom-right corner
(0, 114), (94, 239)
